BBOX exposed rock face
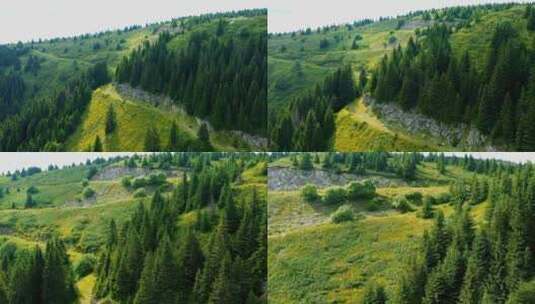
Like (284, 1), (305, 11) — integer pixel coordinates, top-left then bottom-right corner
(92, 166), (151, 181)
(115, 83), (268, 150)
(363, 95), (496, 151)
(92, 166), (181, 181)
(268, 166), (407, 191)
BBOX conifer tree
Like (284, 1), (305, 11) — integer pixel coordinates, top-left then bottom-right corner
(168, 121), (180, 151)
(105, 104), (117, 135)
(362, 282), (388, 304)
(93, 135), (103, 152)
(144, 126), (161, 152)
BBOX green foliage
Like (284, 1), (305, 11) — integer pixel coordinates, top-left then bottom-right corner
(301, 184), (319, 203)
(393, 197), (412, 213)
(421, 196), (434, 219)
(133, 187), (147, 198)
(82, 187), (95, 199)
(93, 136), (103, 152)
(271, 65), (357, 151)
(299, 153), (314, 170)
(121, 176), (132, 188)
(115, 13), (267, 136)
(507, 280), (535, 304)
(104, 104), (117, 135)
(74, 254), (96, 279)
(26, 185), (39, 194)
(372, 14), (535, 149)
(330, 205), (354, 223)
(0, 63), (110, 151)
(346, 181), (376, 201)
(144, 126), (161, 152)
(362, 282), (388, 304)
(323, 187), (347, 205)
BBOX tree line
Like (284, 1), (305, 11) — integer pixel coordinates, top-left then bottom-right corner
(0, 62), (110, 151)
(115, 15), (267, 137)
(371, 7), (535, 150)
(92, 153), (267, 303)
(270, 65), (359, 151)
(388, 160), (535, 303)
(0, 238), (77, 303)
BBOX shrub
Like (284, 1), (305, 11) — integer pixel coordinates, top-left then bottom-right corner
(421, 196), (434, 219)
(347, 181), (376, 201)
(26, 186), (39, 194)
(366, 197), (386, 212)
(81, 179), (89, 187)
(82, 187), (95, 199)
(87, 167), (98, 179)
(331, 205), (354, 223)
(434, 193), (452, 205)
(393, 197), (412, 213)
(121, 176), (132, 188)
(148, 173), (166, 185)
(74, 254), (96, 279)
(132, 177), (146, 189)
(301, 184), (320, 202)
(323, 187), (347, 205)
(133, 188), (147, 198)
(405, 192), (423, 205)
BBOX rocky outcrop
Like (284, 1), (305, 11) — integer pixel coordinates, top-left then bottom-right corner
(268, 166), (407, 191)
(363, 95), (496, 151)
(91, 166), (181, 181)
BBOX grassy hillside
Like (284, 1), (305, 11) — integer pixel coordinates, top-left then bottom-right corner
(269, 3), (535, 151)
(64, 84), (251, 151)
(0, 153), (268, 303)
(0, 10), (266, 151)
(334, 99), (443, 151)
(268, 155), (491, 303)
(268, 17), (419, 111)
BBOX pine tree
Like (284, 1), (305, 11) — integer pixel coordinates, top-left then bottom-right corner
(422, 196), (434, 219)
(177, 231), (204, 302)
(144, 126), (161, 151)
(300, 153), (313, 170)
(168, 120), (180, 151)
(208, 253), (233, 304)
(459, 230), (491, 304)
(153, 237), (180, 304)
(133, 253), (157, 304)
(93, 135), (103, 152)
(198, 123), (211, 147)
(42, 238), (76, 304)
(105, 104), (117, 135)
(362, 282), (388, 304)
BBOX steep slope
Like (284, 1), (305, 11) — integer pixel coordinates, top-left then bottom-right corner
(334, 99), (442, 151)
(64, 84), (255, 151)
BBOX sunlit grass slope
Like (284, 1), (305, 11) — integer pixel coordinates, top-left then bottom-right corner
(65, 84), (247, 151)
(334, 99), (442, 151)
(268, 17), (423, 111)
(268, 161), (489, 303)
